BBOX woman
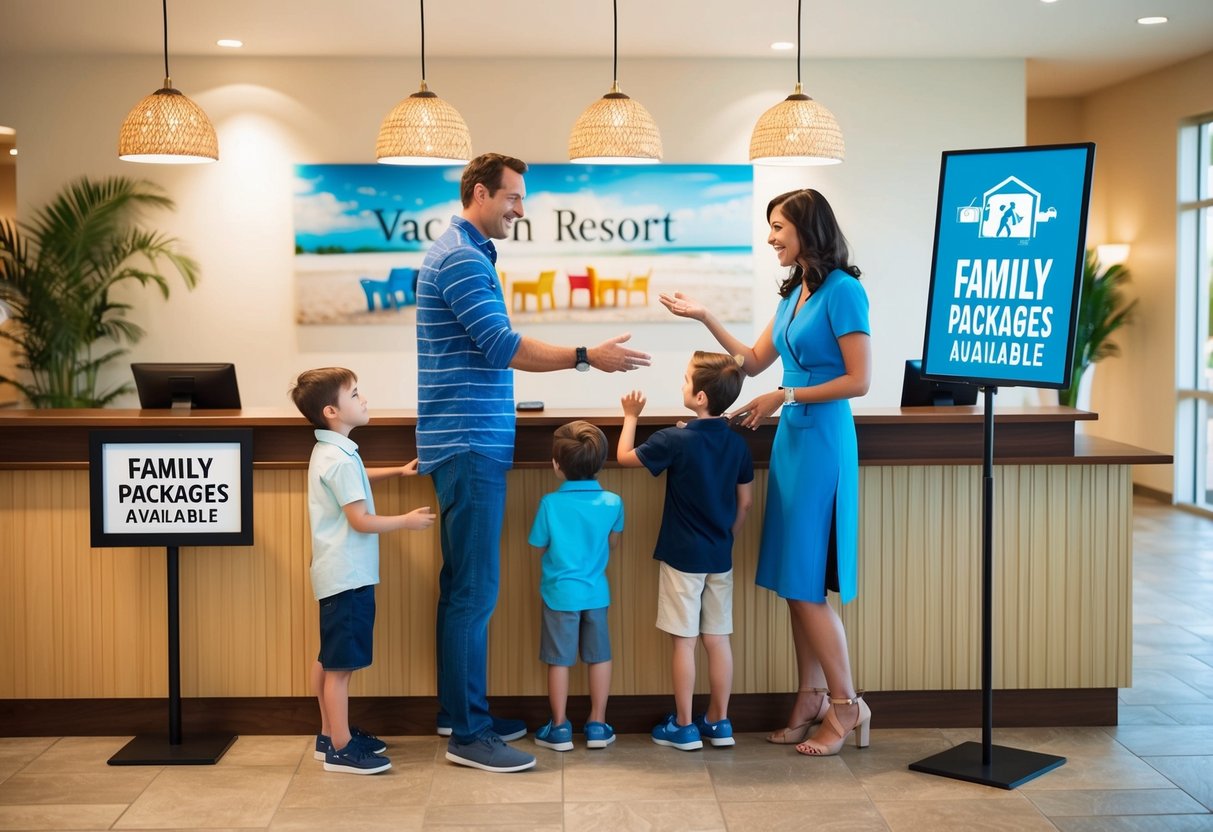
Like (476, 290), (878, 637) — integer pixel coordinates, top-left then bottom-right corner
(659, 188), (871, 757)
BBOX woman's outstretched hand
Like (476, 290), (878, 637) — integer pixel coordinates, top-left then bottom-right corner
(659, 292), (708, 322)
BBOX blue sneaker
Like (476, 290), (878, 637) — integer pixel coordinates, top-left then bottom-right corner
(313, 726), (387, 760)
(693, 714), (736, 747)
(584, 721), (616, 749)
(534, 719), (574, 751)
(436, 715), (527, 742)
(446, 732), (537, 773)
(651, 715), (703, 751)
(323, 741), (391, 774)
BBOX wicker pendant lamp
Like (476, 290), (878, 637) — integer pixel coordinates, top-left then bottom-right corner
(568, 0), (662, 164)
(118, 0), (218, 164)
(749, 0), (843, 166)
(376, 0), (472, 165)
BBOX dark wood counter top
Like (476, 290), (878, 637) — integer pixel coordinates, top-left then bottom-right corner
(0, 406), (1169, 469)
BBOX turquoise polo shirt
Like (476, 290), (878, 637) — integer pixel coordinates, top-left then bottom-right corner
(306, 429), (379, 601)
(528, 480), (624, 612)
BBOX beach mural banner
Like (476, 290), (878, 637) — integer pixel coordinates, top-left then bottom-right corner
(294, 163), (753, 325)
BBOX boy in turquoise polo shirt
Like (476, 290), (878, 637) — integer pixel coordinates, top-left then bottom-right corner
(528, 420), (624, 751)
(290, 367), (436, 774)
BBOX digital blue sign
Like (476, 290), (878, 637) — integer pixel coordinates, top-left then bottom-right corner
(921, 144), (1094, 389)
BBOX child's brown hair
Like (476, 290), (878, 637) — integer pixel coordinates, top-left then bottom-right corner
(690, 351), (745, 416)
(289, 367), (356, 429)
(552, 420), (608, 481)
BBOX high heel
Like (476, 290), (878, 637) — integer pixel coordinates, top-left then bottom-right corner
(795, 692), (871, 757)
(766, 688), (829, 745)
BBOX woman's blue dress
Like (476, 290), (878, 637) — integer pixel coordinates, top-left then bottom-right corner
(755, 269), (870, 604)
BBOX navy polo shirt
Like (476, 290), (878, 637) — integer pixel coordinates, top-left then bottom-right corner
(635, 418), (754, 574)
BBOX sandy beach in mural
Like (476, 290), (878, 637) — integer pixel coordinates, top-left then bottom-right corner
(295, 253), (753, 325)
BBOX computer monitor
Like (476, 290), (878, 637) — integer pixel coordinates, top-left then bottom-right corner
(131, 363), (242, 410)
(900, 359), (979, 407)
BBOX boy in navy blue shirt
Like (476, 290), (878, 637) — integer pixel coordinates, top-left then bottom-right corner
(618, 352), (754, 750)
(528, 421), (624, 751)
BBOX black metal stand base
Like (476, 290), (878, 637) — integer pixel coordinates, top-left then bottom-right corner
(909, 741), (1065, 789)
(107, 733), (237, 766)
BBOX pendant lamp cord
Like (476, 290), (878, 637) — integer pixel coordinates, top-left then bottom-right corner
(796, 0), (802, 86)
(612, 0), (618, 83)
(420, 0), (427, 82)
(161, 0), (170, 80)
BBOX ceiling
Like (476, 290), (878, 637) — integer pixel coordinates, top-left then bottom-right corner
(1, 0), (1212, 98)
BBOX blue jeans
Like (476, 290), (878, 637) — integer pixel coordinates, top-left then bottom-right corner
(432, 452), (508, 743)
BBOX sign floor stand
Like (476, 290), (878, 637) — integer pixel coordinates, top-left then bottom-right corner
(908, 387), (1066, 788)
(108, 546), (237, 766)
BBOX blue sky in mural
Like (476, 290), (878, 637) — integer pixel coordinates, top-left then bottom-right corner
(294, 164), (753, 255)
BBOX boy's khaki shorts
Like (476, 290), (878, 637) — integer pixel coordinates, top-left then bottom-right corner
(656, 562), (733, 638)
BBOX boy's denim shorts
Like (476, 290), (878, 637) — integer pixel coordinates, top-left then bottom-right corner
(540, 603), (611, 666)
(318, 585), (375, 671)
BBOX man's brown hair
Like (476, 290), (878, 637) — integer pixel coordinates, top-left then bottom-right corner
(460, 153), (528, 207)
(552, 420), (608, 481)
(289, 367), (356, 429)
(690, 351), (745, 416)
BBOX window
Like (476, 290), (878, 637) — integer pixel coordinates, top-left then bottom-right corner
(1176, 116), (1213, 506)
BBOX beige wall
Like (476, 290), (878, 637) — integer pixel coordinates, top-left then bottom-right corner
(0, 54), (1025, 411)
(1028, 49), (1213, 494)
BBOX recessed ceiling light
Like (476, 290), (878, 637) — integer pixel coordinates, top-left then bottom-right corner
(770, 41), (795, 51)
(1040, 0), (1059, 4)
(0, 125), (15, 136)
(1137, 16), (1167, 24)
(216, 39), (243, 48)
(8, 149), (17, 156)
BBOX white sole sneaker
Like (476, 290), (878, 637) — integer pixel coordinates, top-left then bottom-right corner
(586, 734), (616, 749)
(322, 760), (392, 774)
(652, 737), (703, 751)
(705, 736), (736, 747)
(436, 726), (453, 737)
(444, 750), (537, 772)
(534, 737), (574, 751)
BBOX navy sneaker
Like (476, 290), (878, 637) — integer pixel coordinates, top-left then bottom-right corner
(534, 719), (574, 751)
(693, 714), (736, 747)
(323, 741), (391, 774)
(436, 715), (527, 742)
(651, 715), (703, 751)
(313, 726), (388, 760)
(584, 721), (616, 749)
(446, 732), (537, 773)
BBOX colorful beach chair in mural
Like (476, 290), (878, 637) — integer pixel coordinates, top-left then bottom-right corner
(511, 270), (557, 312)
(567, 271), (595, 308)
(624, 269), (651, 306)
(586, 266), (625, 307)
(359, 267), (417, 311)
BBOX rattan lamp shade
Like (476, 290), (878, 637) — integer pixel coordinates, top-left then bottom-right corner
(376, 84), (472, 165)
(118, 83), (218, 164)
(568, 84), (662, 164)
(749, 84), (844, 166)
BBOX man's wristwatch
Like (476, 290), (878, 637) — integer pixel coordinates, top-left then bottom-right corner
(575, 346), (591, 372)
(783, 386), (796, 406)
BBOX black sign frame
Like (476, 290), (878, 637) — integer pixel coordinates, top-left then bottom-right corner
(89, 428), (254, 548)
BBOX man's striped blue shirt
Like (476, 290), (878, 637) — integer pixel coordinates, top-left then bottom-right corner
(416, 216), (522, 474)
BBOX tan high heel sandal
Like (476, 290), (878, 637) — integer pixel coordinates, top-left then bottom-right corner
(795, 692), (871, 756)
(766, 688), (829, 745)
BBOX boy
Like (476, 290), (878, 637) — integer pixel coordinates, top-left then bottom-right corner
(528, 421), (623, 752)
(290, 367), (436, 774)
(617, 352), (754, 750)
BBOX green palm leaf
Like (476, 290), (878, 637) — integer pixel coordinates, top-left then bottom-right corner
(1060, 249), (1137, 408)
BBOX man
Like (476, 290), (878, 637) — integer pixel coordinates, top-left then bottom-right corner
(416, 153), (650, 772)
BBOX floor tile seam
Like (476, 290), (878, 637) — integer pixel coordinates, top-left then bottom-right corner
(1138, 754), (1213, 806)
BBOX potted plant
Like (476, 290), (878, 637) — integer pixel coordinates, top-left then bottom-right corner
(0, 176), (198, 407)
(1059, 248), (1137, 408)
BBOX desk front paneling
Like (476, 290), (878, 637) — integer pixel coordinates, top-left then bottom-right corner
(0, 461), (1131, 699)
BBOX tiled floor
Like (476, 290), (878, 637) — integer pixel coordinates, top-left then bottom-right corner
(2, 498), (1212, 831)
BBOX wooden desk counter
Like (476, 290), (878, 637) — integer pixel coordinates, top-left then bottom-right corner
(0, 407), (1168, 734)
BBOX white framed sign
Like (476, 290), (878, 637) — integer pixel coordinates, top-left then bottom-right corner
(89, 429), (254, 547)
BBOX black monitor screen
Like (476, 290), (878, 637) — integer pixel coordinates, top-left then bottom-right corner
(900, 360), (978, 407)
(131, 363), (242, 410)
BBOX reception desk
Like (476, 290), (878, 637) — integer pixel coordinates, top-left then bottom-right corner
(0, 407), (1169, 734)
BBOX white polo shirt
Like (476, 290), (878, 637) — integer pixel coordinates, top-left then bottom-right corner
(307, 429), (378, 600)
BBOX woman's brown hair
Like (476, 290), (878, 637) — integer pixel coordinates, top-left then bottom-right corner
(766, 188), (861, 298)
